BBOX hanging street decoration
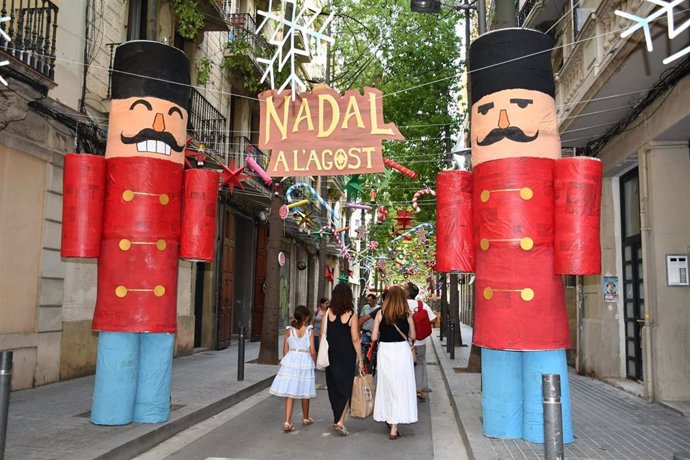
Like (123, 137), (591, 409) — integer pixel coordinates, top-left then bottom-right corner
(391, 223), (434, 244)
(245, 155), (273, 186)
(355, 225), (366, 240)
(344, 174), (364, 201)
(256, 0), (335, 98)
(278, 251), (286, 266)
(376, 206), (388, 223)
(383, 157), (418, 179)
(346, 202), (372, 210)
(259, 87), (404, 177)
(412, 188), (436, 212)
(286, 182), (338, 222)
(368, 241), (379, 251)
(319, 225), (350, 260)
(416, 226), (429, 244)
(393, 209), (414, 230)
(279, 199), (309, 219)
(324, 266), (335, 282)
(293, 210), (316, 232)
(615, 1), (690, 65)
(219, 159), (249, 194)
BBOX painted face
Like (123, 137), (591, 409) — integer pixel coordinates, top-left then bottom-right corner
(470, 89), (560, 167)
(106, 96), (188, 164)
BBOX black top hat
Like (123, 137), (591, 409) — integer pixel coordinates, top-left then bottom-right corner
(469, 28), (555, 105)
(111, 40), (190, 110)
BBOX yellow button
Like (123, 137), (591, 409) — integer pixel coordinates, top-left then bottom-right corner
(115, 286), (128, 298)
(521, 288), (535, 301)
(520, 187), (533, 200)
(156, 240), (167, 251)
(520, 237), (534, 251)
(122, 190), (134, 201)
(153, 285), (166, 297)
(480, 239), (490, 251)
(119, 239), (131, 251)
(159, 194), (169, 205)
(483, 287), (493, 300)
(480, 190), (490, 203)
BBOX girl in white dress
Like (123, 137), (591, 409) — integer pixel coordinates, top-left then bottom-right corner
(269, 305), (317, 432)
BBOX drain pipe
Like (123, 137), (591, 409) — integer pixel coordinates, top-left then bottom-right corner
(639, 146), (655, 402)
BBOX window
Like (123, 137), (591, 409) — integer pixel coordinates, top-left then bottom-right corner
(127, 0), (148, 41)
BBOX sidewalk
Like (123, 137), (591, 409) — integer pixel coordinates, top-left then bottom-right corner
(3, 341), (278, 460)
(431, 325), (690, 460)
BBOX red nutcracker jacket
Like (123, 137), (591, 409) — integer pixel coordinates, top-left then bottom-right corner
(62, 155), (219, 333)
(436, 156), (602, 351)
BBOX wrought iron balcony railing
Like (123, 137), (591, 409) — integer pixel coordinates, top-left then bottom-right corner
(189, 88), (227, 157)
(0, 0), (58, 80)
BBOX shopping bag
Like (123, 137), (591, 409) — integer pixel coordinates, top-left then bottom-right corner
(316, 333), (329, 369)
(350, 373), (376, 419)
(316, 310), (329, 369)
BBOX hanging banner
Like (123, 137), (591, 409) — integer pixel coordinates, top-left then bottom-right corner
(259, 87), (404, 177)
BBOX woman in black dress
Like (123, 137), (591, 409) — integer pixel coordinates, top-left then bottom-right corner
(321, 283), (364, 436)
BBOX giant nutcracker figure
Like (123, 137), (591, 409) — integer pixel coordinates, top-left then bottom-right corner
(436, 29), (602, 442)
(61, 41), (219, 425)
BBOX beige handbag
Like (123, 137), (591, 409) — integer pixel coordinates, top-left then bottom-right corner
(316, 310), (330, 369)
(351, 373), (376, 418)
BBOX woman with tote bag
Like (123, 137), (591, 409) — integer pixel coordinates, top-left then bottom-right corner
(321, 283), (364, 436)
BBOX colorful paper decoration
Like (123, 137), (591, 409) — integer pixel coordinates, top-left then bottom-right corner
(355, 225), (366, 240)
(286, 183), (338, 221)
(319, 225), (350, 260)
(376, 206), (388, 223)
(0, 16), (11, 86)
(368, 241), (379, 251)
(344, 175), (364, 201)
(246, 155), (273, 186)
(345, 202), (372, 210)
(412, 188), (436, 212)
(293, 210), (316, 232)
(383, 157), (418, 179)
(325, 266), (334, 282)
(393, 209), (414, 230)
(391, 223), (434, 244)
(219, 159), (249, 194)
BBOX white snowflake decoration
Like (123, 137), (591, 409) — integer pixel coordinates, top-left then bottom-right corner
(0, 16), (11, 86)
(615, 0), (690, 65)
(255, 0), (335, 99)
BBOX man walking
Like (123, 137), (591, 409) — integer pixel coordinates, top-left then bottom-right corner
(406, 283), (436, 401)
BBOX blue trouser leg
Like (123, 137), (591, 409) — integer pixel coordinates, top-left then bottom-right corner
(133, 333), (175, 423)
(482, 348), (523, 439)
(91, 332), (138, 425)
(523, 349), (573, 443)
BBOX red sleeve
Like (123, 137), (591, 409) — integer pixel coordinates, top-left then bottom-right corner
(180, 168), (220, 261)
(554, 157), (603, 275)
(61, 153), (105, 258)
(435, 170), (474, 272)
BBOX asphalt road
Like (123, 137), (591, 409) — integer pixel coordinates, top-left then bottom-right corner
(135, 352), (467, 460)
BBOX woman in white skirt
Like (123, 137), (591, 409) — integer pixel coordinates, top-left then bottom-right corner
(371, 285), (417, 439)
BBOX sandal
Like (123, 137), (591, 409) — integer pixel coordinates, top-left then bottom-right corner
(303, 417), (314, 426)
(389, 431), (402, 440)
(333, 424), (349, 436)
(283, 422), (295, 432)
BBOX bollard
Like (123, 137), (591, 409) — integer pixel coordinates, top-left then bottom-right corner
(447, 322), (455, 359)
(237, 327), (245, 381)
(1, 351), (13, 460)
(542, 374), (564, 460)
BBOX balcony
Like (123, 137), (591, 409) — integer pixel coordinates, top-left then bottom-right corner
(0, 0), (58, 81)
(189, 88), (227, 158)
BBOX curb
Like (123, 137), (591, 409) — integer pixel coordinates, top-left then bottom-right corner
(94, 375), (275, 460)
(430, 336), (475, 459)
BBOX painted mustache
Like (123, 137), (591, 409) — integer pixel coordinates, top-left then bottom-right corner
(476, 126), (539, 146)
(120, 128), (185, 152)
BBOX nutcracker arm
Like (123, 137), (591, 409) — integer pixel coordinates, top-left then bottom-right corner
(180, 168), (220, 262)
(553, 157), (603, 275)
(61, 153), (106, 258)
(436, 170), (475, 273)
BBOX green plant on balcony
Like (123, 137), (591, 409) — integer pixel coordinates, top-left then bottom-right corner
(222, 37), (264, 93)
(171, 0), (205, 40)
(197, 56), (213, 85)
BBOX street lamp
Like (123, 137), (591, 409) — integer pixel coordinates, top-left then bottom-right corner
(410, 0), (442, 14)
(410, 0), (486, 34)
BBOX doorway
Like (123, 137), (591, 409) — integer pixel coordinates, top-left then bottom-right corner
(620, 168), (644, 381)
